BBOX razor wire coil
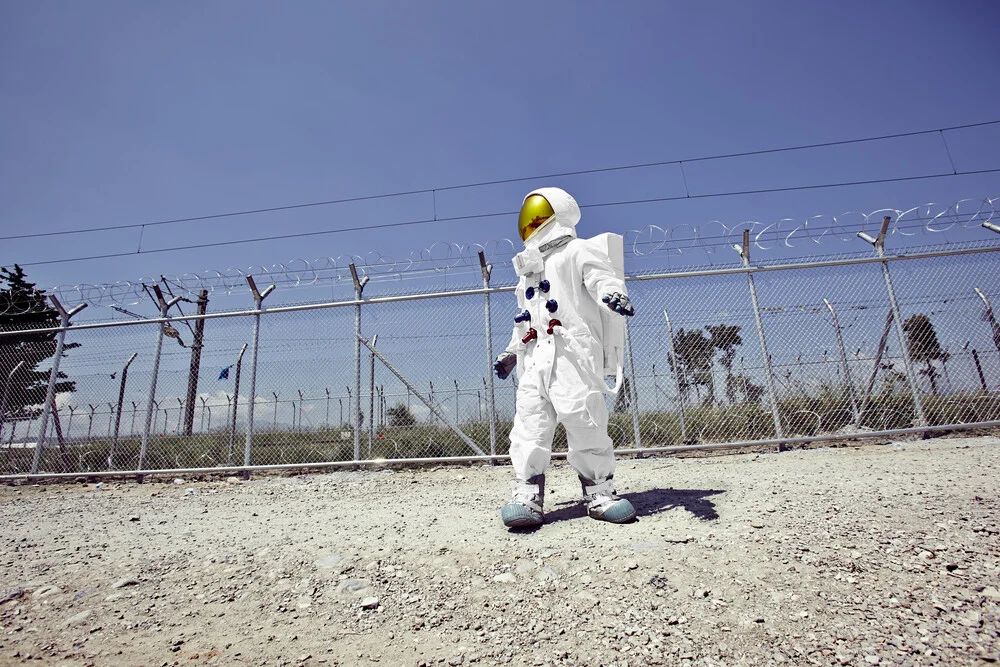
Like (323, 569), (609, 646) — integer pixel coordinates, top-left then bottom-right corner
(1, 196), (997, 316)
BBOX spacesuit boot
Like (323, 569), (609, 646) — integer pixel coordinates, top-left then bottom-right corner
(579, 475), (636, 523)
(501, 474), (545, 528)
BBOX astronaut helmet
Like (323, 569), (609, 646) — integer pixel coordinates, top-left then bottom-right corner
(517, 188), (581, 245)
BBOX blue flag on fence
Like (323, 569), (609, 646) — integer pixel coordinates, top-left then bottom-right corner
(219, 366), (231, 380)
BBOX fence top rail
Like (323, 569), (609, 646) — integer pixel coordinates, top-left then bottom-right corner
(1, 242), (998, 339)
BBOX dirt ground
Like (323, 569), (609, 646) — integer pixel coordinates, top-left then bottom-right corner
(1, 434), (998, 667)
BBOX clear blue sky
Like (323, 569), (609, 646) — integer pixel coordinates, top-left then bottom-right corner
(2, 0), (999, 296)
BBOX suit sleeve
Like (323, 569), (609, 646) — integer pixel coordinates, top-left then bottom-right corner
(501, 276), (526, 357)
(577, 241), (626, 304)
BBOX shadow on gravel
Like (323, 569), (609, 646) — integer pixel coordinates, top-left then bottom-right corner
(510, 488), (725, 530)
(627, 488), (724, 521)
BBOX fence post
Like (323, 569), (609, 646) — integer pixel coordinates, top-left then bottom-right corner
(479, 251), (498, 461)
(88, 403), (96, 440)
(107, 352), (139, 470)
(0, 360), (25, 442)
(349, 264), (369, 463)
(971, 348), (988, 391)
(379, 385), (385, 429)
(368, 335), (378, 456)
(227, 343), (248, 463)
(735, 230), (785, 442)
(30, 296), (86, 475)
(624, 320), (643, 453)
(662, 309), (687, 443)
(974, 288), (1000, 365)
(242, 276), (275, 477)
(858, 217), (928, 427)
(137, 286), (181, 480)
(823, 299), (860, 424)
(855, 310), (893, 428)
(297, 390), (305, 432)
(183, 289), (209, 436)
(67, 405), (76, 441)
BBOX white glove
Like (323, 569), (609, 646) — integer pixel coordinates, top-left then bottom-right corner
(602, 292), (635, 317)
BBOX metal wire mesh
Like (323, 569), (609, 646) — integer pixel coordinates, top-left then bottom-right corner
(2, 233), (1000, 478)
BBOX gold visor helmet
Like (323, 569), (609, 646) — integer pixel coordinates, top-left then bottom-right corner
(518, 194), (555, 242)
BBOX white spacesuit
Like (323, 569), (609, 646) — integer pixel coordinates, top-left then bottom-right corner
(494, 187), (636, 527)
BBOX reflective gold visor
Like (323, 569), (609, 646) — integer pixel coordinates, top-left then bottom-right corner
(518, 194), (555, 242)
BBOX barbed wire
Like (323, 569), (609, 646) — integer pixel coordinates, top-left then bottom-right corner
(0, 196), (997, 317)
(622, 196), (999, 257)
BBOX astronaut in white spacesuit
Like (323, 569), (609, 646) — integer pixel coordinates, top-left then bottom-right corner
(494, 187), (636, 527)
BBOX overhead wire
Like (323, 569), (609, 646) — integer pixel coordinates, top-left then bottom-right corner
(4, 118), (997, 243)
(3, 118), (999, 268)
(13, 167), (1000, 268)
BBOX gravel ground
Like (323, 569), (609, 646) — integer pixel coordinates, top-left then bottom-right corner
(1, 434), (999, 667)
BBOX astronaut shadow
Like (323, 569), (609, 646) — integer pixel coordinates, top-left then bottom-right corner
(524, 487), (724, 528)
(626, 487), (724, 521)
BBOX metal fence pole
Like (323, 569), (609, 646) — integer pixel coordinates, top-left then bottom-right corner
(429, 381), (435, 424)
(624, 319), (643, 452)
(296, 390), (303, 432)
(823, 299), (860, 423)
(137, 287), (181, 480)
(30, 297), (86, 475)
(227, 343), (248, 463)
(242, 276), (275, 476)
(971, 348), (988, 391)
(106, 352), (139, 470)
(974, 287), (1000, 364)
(662, 309), (687, 443)
(368, 334), (378, 456)
(736, 231), (784, 441)
(858, 217), (928, 427)
(479, 251), (498, 460)
(855, 310), (894, 428)
(349, 264), (369, 463)
(0, 360), (25, 441)
(379, 385), (385, 429)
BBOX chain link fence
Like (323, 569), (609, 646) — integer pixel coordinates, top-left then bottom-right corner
(2, 237), (1000, 479)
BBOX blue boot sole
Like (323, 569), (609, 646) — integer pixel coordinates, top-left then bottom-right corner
(589, 498), (636, 523)
(501, 503), (543, 528)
